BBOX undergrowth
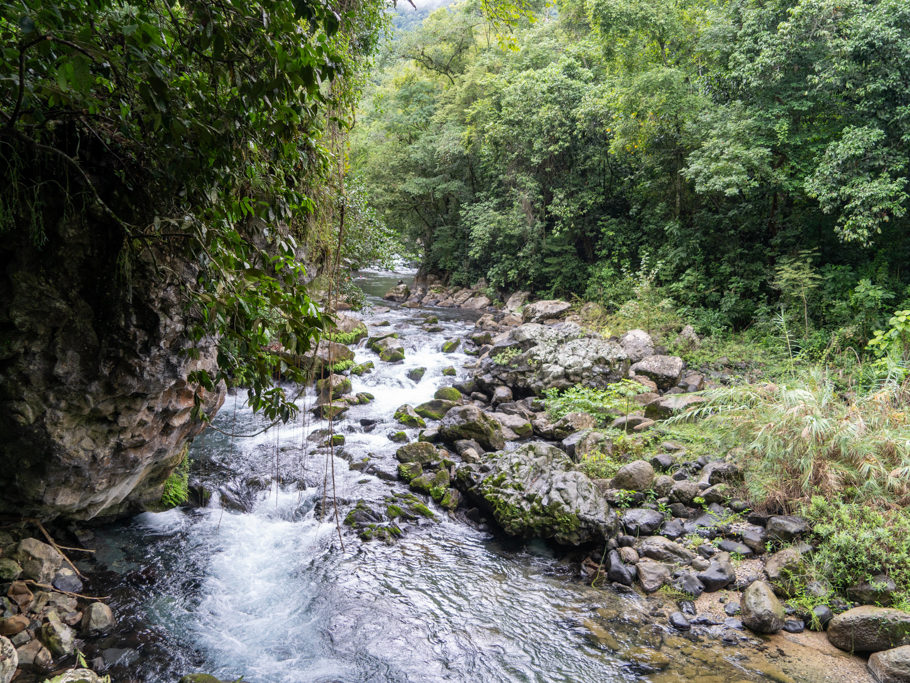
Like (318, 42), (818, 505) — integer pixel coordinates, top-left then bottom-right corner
(160, 451), (190, 509)
(673, 367), (910, 509)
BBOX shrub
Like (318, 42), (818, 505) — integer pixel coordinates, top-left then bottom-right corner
(802, 497), (910, 609)
(543, 381), (641, 426)
(160, 452), (190, 509)
(675, 367), (910, 508)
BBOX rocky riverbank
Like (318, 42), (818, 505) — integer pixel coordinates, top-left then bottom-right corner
(358, 279), (910, 681)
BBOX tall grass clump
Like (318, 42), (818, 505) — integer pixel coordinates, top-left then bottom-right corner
(675, 367), (910, 509)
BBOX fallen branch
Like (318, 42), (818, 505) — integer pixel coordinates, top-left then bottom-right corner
(23, 580), (109, 602)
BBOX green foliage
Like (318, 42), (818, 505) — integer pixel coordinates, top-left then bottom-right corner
(869, 309), (910, 363)
(803, 497), (910, 610)
(160, 452), (190, 509)
(543, 381), (640, 425)
(675, 367), (910, 508)
(352, 0), (910, 334)
(577, 448), (621, 480)
(1, 0), (388, 421)
(491, 346), (521, 365)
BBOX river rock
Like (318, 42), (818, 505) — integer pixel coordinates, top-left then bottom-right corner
(16, 638), (51, 672)
(620, 329), (655, 363)
(0, 636), (15, 683)
(394, 404), (426, 428)
(766, 515), (808, 541)
(0, 560), (21, 582)
(40, 611), (75, 656)
(372, 336), (405, 362)
(434, 386), (463, 402)
(696, 552), (735, 591)
(607, 549), (634, 586)
(848, 574), (897, 606)
(439, 405), (505, 451)
(637, 558), (671, 593)
(0, 616), (27, 637)
(407, 367), (426, 382)
(764, 547), (805, 597)
(629, 355), (685, 391)
(395, 442), (439, 465)
(415, 399), (458, 421)
(741, 581), (785, 634)
(827, 606), (910, 653)
(492, 386), (513, 404)
(81, 602), (115, 636)
(621, 508), (664, 536)
(522, 300), (572, 323)
(636, 535), (695, 563)
(644, 394), (707, 419)
(384, 283), (410, 301)
(669, 480), (700, 505)
(474, 323), (628, 395)
(16, 539), (63, 583)
(455, 442), (616, 545)
(315, 374), (351, 401)
(611, 460), (654, 491)
(868, 645), (910, 683)
(505, 291), (529, 312)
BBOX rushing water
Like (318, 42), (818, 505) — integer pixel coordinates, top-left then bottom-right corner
(87, 270), (832, 683)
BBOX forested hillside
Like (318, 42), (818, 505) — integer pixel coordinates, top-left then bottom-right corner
(353, 0), (910, 343)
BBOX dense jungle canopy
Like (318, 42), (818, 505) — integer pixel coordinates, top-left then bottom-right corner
(354, 0), (910, 345)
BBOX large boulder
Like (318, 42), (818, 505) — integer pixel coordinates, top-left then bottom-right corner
(505, 291), (529, 312)
(371, 336), (405, 363)
(522, 300), (572, 323)
(439, 405), (505, 451)
(827, 607), (910, 653)
(476, 322), (628, 396)
(620, 329), (655, 363)
(611, 460), (654, 491)
(81, 602), (116, 636)
(383, 283), (410, 302)
(629, 355), (685, 391)
(741, 580), (786, 634)
(455, 442), (617, 545)
(868, 645), (910, 683)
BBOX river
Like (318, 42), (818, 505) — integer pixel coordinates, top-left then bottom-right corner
(86, 270), (846, 682)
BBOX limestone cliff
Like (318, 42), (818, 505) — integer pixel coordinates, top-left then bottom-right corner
(0, 214), (224, 520)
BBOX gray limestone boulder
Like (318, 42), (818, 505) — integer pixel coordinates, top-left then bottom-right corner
(439, 405), (506, 451)
(629, 355), (685, 391)
(620, 329), (655, 363)
(455, 442), (616, 545)
(868, 645), (910, 683)
(475, 323), (629, 395)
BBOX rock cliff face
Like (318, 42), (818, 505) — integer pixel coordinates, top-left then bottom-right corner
(0, 216), (224, 520)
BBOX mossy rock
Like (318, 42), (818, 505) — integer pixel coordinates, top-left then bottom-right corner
(324, 434), (345, 447)
(442, 366), (457, 376)
(395, 441), (439, 464)
(398, 461), (423, 483)
(355, 392), (375, 404)
(316, 374), (351, 400)
(312, 402), (349, 420)
(179, 676), (226, 683)
(388, 430), (408, 443)
(426, 325), (445, 333)
(442, 339), (461, 353)
(366, 332), (399, 351)
(407, 367), (427, 382)
(394, 404), (426, 428)
(440, 488), (462, 511)
(415, 399), (457, 421)
(434, 386), (462, 401)
(351, 361), (375, 376)
(423, 315), (439, 324)
(380, 347), (405, 363)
